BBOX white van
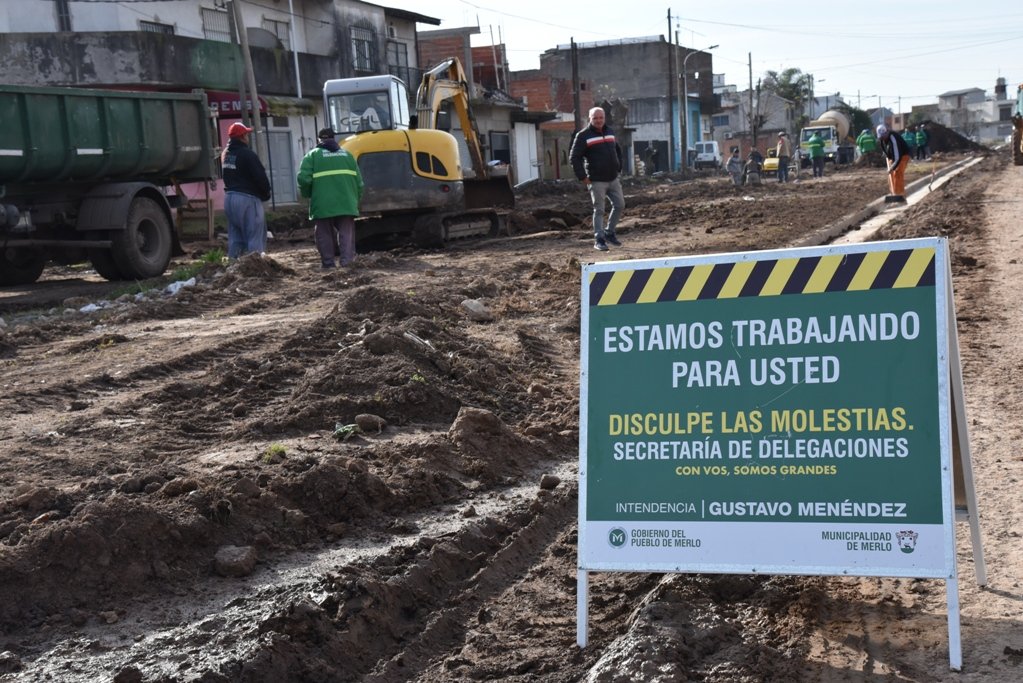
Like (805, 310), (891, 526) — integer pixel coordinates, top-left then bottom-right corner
(693, 141), (722, 170)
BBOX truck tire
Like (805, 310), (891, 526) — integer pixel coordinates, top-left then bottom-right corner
(111, 197), (172, 279)
(87, 245), (124, 281)
(0, 247), (46, 286)
(1013, 128), (1023, 166)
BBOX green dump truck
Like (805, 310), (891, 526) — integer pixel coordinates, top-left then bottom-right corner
(0, 85), (217, 285)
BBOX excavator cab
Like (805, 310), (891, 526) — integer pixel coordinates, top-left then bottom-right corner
(323, 75), (464, 216)
(323, 75), (410, 134)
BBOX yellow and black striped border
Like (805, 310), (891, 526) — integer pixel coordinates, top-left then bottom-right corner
(588, 247), (935, 306)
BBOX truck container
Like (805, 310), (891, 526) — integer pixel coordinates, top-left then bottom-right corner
(0, 85), (217, 285)
(800, 109), (855, 166)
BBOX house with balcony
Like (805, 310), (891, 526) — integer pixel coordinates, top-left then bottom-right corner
(0, 0), (438, 206)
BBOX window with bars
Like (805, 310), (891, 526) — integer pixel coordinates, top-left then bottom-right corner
(387, 41), (411, 87)
(201, 7), (231, 43)
(262, 18), (290, 49)
(350, 26), (375, 72)
(140, 20), (175, 35)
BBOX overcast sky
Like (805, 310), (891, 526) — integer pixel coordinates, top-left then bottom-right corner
(384, 0), (1023, 110)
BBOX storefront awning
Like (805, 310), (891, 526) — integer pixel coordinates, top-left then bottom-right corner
(203, 90), (316, 118)
(263, 95), (317, 117)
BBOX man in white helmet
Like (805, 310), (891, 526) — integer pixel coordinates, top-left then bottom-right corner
(876, 124), (910, 203)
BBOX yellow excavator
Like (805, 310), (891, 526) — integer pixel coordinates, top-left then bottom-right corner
(322, 58), (514, 246)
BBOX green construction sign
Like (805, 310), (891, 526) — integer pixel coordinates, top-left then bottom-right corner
(578, 238), (955, 577)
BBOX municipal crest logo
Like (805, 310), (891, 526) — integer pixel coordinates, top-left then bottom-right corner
(608, 527), (627, 549)
(895, 530), (918, 554)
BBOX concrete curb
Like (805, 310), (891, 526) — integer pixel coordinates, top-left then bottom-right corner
(786, 155), (980, 249)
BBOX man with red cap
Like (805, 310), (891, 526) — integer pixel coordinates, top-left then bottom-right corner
(221, 122), (271, 258)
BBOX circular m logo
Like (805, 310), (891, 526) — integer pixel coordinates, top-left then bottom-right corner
(608, 527), (627, 548)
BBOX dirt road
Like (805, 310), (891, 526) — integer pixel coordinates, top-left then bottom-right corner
(0, 155), (1020, 682)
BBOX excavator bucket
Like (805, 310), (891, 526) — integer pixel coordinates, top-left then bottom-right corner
(463, 175), (515, 210)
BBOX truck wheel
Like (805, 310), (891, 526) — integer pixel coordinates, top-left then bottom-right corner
(87, 245), (124, 281)
(0, 247), (46, 286)
(1013, 128), (1023, 166)
(111, 197), (172, 279)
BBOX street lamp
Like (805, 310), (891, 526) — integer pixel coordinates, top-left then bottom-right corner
(680, 44), (718, 170)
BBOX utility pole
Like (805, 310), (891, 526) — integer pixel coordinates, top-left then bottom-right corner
(809, 74), (814, 120)
(287, 0), (306, 150)
(748, 53), (754, 150)
(571, 38), (582, 133)
(498, 26), (509, 91)
(667, 9), (676, 171)
(675, 29), (684, 172)
(227, 2), (249, 128)
(489, 26), (503, 91)
(230, 0), (265, 162)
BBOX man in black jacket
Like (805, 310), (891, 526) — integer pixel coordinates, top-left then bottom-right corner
(877, 124), (910, 203)
(222, 122), (272, 258)
(570, 107), (625, 251)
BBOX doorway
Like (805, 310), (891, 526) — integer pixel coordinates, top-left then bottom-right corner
(266, 130), (297, 205)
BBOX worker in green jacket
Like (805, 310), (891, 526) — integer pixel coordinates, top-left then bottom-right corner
(902, 127), (917, 160)
(915, 125), (930, 160)
(297, 128), (364, 269)
(856, 129), (877, 155)
(807, 131), (825, 178)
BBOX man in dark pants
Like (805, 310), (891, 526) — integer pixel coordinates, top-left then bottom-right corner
(570, 107), (625, 251)
(877, 124), (910, 203)
(297, 128), (364, 268)
(776, 131), (792, 183)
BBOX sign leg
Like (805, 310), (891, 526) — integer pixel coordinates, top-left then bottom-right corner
(946, 577), (962, 671)
(576, 569), (589, 647)
(946, 268), (987, 586)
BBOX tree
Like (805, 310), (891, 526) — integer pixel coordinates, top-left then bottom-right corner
(849, 108), (874, 139)
(762, 68), (812, 113)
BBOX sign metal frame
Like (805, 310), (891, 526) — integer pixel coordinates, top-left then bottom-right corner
(577, 238), (985, 670)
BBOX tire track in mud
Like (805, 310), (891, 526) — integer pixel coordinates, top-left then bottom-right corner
(1, 329), (293, 468)
(14, 463), (578, 682)
(362, 487), (577, 682)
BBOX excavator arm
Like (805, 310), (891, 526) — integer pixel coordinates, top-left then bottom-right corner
(415, 58), (488, 179)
